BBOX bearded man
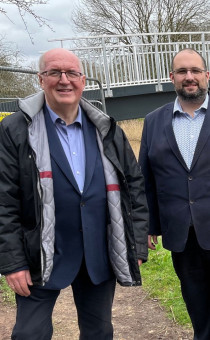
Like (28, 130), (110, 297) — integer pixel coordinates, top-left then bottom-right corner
(139, 48), (210, 340)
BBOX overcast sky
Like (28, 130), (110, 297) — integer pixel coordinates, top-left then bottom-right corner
(0, 0), (80, 68)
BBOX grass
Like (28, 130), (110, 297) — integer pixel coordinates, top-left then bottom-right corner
(0, 275), (15, 304)
(141, 238), (191, 327)
(0, 243), (192, 328)
(117, 118), (144, 159)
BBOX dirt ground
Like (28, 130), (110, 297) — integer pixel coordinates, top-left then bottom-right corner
(0, 283), (193, 340)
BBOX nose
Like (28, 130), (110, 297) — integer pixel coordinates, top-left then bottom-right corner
(59, 72), (70, 84)
(185, 70), (194, 79)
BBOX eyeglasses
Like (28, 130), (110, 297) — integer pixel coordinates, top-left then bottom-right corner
(172, 68), (207, 76)
(40, 70), (83, 81)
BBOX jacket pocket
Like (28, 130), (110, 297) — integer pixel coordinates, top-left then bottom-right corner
(23, 226), (41, 270)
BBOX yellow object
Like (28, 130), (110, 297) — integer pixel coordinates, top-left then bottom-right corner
(0, 112), (13, 121)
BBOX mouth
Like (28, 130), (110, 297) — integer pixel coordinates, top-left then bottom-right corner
(57, 88), (73, 93)
(182, 82), (199, 91)
(183, 82), (198, 87)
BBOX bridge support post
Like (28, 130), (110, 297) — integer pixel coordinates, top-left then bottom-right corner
(154, 34), (163, 92)
(102, 37), (113, 97)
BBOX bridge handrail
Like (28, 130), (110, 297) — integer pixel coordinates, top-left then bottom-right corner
(48, 31), (210, 94)
(48, 31), (210, 42)
(1, 32), (210, 95)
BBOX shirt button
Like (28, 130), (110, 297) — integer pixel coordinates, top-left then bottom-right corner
(76, 171), (80, 175)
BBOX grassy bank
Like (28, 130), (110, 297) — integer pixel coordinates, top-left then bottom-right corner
(141, 239), (191, 327)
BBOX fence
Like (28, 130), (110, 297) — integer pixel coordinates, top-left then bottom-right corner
(1, 31), (210, 109)
(0, 66), (106, 114)
(49, 31), (210, 93)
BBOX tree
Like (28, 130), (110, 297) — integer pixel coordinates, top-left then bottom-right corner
(72, 0), (210, 44)
(0, 0), (52, 42)
(0, 39), (40, 100)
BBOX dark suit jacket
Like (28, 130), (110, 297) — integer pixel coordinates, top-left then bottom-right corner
(139, 99), (210, 252)
(43, 108), (113, 289)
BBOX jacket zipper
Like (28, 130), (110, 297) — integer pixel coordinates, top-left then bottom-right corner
(25, 113), (45, 285)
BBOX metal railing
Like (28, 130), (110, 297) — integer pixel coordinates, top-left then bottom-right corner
(49, 31), (210, 94)
(2, 31), (210, 102)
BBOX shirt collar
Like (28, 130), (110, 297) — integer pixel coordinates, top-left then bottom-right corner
(47, 104), (83, 126)
(173, 93), (209, 116)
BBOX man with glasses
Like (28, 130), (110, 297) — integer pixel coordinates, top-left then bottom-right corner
(139, 48), (210, 340)
(0, 48), (149, 340)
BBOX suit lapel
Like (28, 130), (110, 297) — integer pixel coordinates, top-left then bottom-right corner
(44, 108), (80, 193)
(191, 103), (210, 170)
(164, 105), (189, 171)
(82, 111), (98, 194)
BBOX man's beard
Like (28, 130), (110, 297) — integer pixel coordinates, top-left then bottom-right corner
(176, 82), (208, 103)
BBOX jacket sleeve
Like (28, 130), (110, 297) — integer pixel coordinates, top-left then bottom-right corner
(0, 120), (28, 274)
(115, 125), (149, 261)
(138, 117), (162, 236)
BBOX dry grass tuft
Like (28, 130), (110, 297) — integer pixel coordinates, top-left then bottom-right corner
(117, 119), (144, 159)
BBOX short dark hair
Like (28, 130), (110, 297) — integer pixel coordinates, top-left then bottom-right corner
(171, 48), (207, 71)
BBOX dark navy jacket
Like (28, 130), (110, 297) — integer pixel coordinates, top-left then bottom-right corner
(139, 99), (210, 252)
(44, 108), (113, 289)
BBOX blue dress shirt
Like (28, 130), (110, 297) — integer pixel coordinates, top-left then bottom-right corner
(47, 105), (86, 193)
(172, 95), (208, 169)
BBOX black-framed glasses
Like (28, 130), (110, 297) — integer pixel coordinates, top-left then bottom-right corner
(40, 70), (83, 81)
(172, 68), (207, 76)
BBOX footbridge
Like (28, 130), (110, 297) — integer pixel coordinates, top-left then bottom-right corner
(1, 32), (210, 120)
(48, 31), (210, 120)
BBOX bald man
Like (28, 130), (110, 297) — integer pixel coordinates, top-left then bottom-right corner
(0, 48), (148, 340)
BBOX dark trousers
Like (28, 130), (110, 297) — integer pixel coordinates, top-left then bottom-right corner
(11, 261), (116, 340)
(172, 227), (210, 340)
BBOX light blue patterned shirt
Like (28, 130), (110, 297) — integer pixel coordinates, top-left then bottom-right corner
(47, 105), (86, 193)
(172, 94), (208, 169)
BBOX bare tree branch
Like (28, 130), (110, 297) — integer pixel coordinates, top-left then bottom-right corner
(0, 0), (54, 43)
(72, 0), (210, 44)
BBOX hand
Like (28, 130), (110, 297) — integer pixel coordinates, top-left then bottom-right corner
(138, 259), (143, 266)
(148, 235), (158, 250)
(5, 270), (33, 297)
